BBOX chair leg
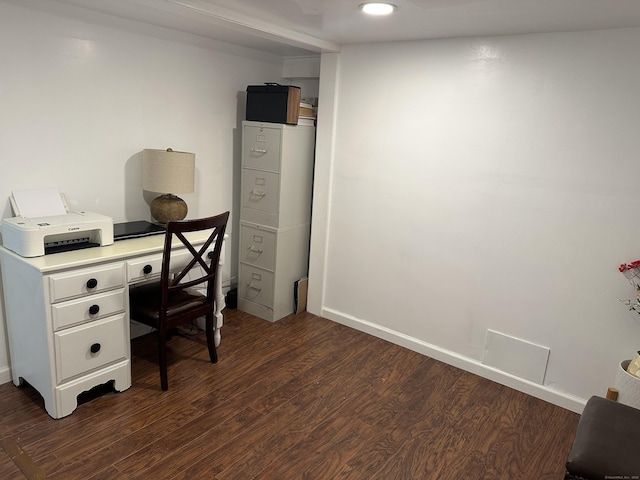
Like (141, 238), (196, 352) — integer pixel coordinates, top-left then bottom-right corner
(205, 313), (218, 364)
(158, 329), (169, 391)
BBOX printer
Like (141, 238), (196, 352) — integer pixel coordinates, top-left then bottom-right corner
(1, 188), (114, 257)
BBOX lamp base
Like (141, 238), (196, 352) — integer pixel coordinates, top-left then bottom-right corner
(150, 194), (188, 224)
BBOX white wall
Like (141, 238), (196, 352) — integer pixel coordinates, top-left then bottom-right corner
(310, 27), (640, 412)
(0, 1), (286, 382)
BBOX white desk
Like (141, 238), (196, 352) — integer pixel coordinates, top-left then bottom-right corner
(0, 232), (227, 419)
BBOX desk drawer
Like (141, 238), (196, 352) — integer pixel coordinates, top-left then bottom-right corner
(54, 313), (127, 383)
(49, 263), (125, 303)
(126, 249), (191, 283)
(239, 264), (274, 308)
(52, 288), (126, 331)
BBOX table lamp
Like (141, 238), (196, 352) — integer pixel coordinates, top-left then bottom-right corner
(142, 148), (195, 224)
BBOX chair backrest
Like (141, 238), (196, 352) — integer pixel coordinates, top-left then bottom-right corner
(160, 211), (229, 315)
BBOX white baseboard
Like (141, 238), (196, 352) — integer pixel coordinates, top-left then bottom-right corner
(322, 307), (586, 414)
(0, 365), (12, 385)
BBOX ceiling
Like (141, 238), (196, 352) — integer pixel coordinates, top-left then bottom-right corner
(40, 0), (640, 56)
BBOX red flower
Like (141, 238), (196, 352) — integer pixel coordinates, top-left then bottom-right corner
(619, 260), (640, 272)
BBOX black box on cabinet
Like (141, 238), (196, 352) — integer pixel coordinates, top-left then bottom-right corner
(246, 83), (301, 125)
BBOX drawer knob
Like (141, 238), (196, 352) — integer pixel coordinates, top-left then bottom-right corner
(89, 304), (100, 315)
(143, 264), (153, 274)
(90, 343), (101, 354)
(86, 278), (98, 289)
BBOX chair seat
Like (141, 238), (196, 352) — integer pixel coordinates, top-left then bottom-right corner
(130, 281), (208, 323)
(566, 396), (640, 479)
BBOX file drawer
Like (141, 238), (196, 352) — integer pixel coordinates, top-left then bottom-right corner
(49, 262), (125, 303)
(239, 224), (276, 271)
(241, 169), (279, 215)
(54, 313), (128, 383)
(242, 124), (282, 172)
(51, 288), (126, 331)
(239, 264), (274, 308)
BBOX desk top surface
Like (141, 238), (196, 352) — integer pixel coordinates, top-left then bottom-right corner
(0, 231), (227, 273)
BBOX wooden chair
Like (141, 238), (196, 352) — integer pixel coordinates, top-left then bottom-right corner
(129, 211), (229, 390)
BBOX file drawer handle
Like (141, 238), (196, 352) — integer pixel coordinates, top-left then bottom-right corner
(89, 304), (100, 315)
(250, 190), (266, 197)
(86, 278), (98, 289)
(250, 148), (267, 154)
(247, 283), (262, 292)
(90, 343), (101, 354)
(143, 264), (153, 275)
(248, 246), (263, 254)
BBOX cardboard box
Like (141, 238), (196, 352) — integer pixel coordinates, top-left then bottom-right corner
(294, 277), (308, 314)
(246, 83), (301, 125)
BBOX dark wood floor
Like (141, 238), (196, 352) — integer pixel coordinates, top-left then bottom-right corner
(0, 309), (579, 479)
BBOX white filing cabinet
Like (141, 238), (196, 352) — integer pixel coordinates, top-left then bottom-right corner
(238, 120), (315, 321)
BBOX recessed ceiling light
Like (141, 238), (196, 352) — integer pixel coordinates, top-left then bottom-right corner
(359, 3), (397, 16)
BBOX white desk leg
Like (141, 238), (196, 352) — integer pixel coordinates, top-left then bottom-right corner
(214, 245), (226, 347)
(214, 272), (225, 347)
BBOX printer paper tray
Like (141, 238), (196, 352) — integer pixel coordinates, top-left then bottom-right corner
(45, 242), (100, 255)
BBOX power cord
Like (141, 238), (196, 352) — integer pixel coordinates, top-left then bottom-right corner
(176, 321), (201, 337)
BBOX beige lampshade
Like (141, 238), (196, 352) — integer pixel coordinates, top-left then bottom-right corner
(142, 148), (195, 194)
